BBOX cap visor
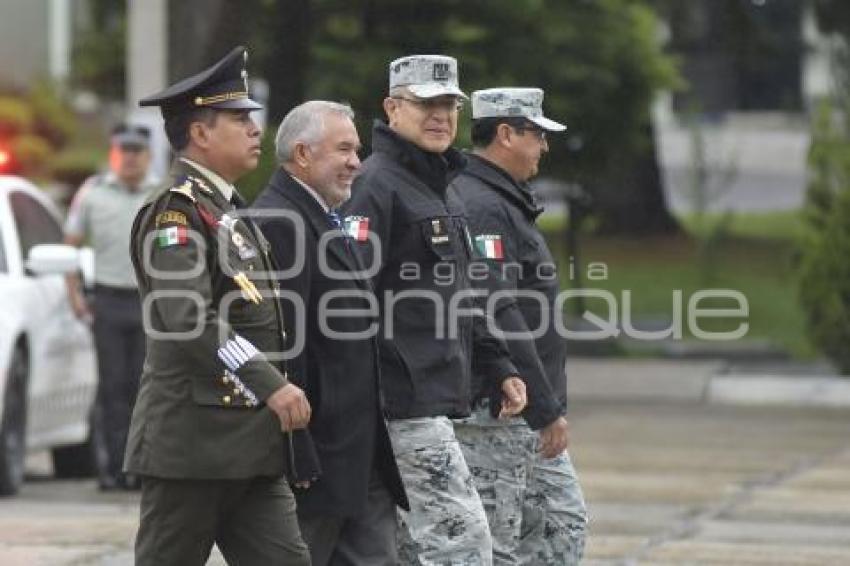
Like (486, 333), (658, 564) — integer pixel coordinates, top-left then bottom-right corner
(112, 133), (150, 147)
(529, 115), (566, 132)
(210, 97), (263, 111)
(407, 83), (469, 100)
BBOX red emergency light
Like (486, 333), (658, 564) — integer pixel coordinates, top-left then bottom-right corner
(0, 148), (10, 172)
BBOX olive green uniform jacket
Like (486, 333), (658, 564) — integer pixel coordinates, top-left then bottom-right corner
(124, 160), (292, 479)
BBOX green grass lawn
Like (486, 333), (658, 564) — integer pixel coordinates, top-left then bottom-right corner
(542, 210), (814, 358)
(677, 210), (803, 242)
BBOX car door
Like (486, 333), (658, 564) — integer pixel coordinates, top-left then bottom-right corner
(8, 190), (96, 447)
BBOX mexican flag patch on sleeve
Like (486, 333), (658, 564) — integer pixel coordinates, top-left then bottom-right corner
(474, 234), (504, 260)
(344, 216), (370, 241)
(156, 225), (189, 248)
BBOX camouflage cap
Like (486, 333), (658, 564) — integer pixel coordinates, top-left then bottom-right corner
(472, 87), (566, 132)
(389, 54), (468, 99)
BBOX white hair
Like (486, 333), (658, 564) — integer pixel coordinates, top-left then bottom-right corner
(274, 100), (355, 164)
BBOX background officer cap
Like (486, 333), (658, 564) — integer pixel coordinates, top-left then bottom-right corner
(389, 54), (468, 99)
(110, 123), (151, 148)
(472, 87), (566, 132)
(139, 45), (262, 117)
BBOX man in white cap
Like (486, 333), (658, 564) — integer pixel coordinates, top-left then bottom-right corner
(342, 56), (528, 564)
(451, 88), (588, 565)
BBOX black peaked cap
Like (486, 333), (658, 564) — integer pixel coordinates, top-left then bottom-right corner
(139, 45), (262, 117)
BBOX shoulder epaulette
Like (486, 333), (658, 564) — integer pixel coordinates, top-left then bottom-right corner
(187, 175), (215, 196)
(169, 178), (197, 203)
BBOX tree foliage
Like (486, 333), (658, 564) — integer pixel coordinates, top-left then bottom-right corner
(71, 0), (126, 99)
(76, 0), (681, 233)
(0, 83), (80, 179)
(261, 0), (682, 232)
(800, 1), (850, 372)
(800, 101), (850, 373)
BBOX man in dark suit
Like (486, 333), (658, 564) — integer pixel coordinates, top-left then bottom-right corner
(126, 46), (312, 566)
(254, 100), (408, 566)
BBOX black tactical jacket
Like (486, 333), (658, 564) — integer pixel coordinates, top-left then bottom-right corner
(450, 153), (567, 429)
(342, 122), (517, 420)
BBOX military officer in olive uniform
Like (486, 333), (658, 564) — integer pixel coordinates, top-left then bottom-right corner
(125, 46), (312, 566)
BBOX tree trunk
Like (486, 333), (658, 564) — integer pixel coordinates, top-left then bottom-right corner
(262, 0), (312, 125)
(168, 0), (261, 82)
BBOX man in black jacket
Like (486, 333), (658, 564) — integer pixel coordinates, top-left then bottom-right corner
(254, 100), (408, 566)
(342, 55), (527, 565)
(451, 88), (588, 565)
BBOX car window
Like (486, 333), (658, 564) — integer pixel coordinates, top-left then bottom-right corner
(9, 191), (63, 261)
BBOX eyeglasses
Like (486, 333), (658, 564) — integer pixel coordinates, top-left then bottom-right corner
(393, 96), (464, 113)
(514, 126), (546, 142)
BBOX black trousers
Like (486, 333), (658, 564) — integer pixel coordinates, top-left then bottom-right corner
(91, 285), (145, 482)
(297, 471), (398, 566)
(136, 475), (311, 566)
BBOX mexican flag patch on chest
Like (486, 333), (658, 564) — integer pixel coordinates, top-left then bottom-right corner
(344, 216), (370, 241)
(156, 225), (189, 248)
(474, 234), (504, 260)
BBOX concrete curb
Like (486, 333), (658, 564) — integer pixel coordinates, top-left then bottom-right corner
(707, 374), (850, 408)
(567, 358), (850, 408)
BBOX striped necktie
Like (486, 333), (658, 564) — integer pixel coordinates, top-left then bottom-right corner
(327, 210), (343, 230)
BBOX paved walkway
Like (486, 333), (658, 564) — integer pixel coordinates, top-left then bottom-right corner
(572, 401), (850, 565)
(1, 357), (849, 565)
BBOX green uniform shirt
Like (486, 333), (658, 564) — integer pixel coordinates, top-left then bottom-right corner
(64, 172), (157, 288)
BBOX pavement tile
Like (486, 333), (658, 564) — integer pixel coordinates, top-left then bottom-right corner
(785, 467), (850, 491)
(0, 544), (108, 566)
(734, 488), (850, 524)
(581, 470), (742, 504)
(584, 535), (648, 560)
(89, 548), (227, 566)
(588, 502), (691, 536)
(642, 540), (850, 565)
(575, 446), (794, 475)
(695, 518), (850, 547)
(0, 517), (136, 546)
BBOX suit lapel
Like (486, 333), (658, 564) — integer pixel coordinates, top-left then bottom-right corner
(269, 169), (365, 283)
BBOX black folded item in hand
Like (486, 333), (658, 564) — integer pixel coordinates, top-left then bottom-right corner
(283, 429), (322, 485)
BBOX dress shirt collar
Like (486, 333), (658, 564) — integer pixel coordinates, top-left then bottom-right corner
(180, 157), (234, 201)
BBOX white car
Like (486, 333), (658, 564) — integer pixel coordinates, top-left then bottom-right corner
(0, 175), (98, 495)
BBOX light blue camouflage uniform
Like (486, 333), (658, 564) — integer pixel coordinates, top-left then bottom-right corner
(453, 86), (587, 565)
(388, 417), (494, 565)
(456, 406), (587, 565)
(377, 54), (498, 566)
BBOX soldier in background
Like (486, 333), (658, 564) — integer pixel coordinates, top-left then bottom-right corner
(342, 55), (527, 565)
(451, 88), (588, 564)
(64, 123), (156, 490)
(125, 46), (311, 566)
